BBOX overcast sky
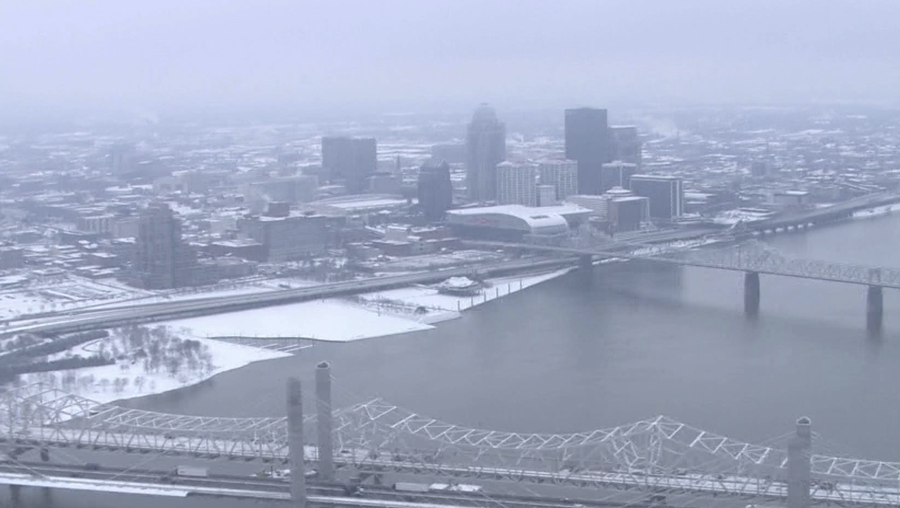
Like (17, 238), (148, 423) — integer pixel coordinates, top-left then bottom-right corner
(1, 0), (898, 118)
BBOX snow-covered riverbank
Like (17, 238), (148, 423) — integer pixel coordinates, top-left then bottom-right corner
(14, 267), (575, 406)
(22, 335), (289, 406)
(166, 267), (575, 342)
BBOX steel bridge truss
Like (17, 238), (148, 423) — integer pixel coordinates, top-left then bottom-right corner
(648, 240), (900, 288)
(3, 384), (900, 505)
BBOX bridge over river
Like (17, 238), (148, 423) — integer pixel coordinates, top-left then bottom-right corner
(1, 363), (899, 508)
(464, 239), (900, 334)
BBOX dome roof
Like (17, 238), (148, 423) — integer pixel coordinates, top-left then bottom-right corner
(471, 103), (498, 123)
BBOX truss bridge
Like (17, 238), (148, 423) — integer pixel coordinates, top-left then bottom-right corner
(1, 363), (899, 508)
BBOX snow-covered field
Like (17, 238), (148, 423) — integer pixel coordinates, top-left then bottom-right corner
(168, 300), (436, 342)
(21, 335), (289, 405)
(161, 268), (574, 343)
(5, 266), (576, 404)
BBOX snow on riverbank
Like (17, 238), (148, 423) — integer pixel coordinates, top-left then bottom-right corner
(164, 268), (575, 343)
(359, 268), (574, 315)
(167, 300), (436, 342)
(22, 336), (289, 406)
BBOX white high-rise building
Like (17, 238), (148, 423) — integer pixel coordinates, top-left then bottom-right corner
(497, 162), (538, 206)
(538, 160), (578, 200)
(537, 185), (557, 207)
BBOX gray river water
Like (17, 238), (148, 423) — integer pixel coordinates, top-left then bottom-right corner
(7, 212), (900, 507)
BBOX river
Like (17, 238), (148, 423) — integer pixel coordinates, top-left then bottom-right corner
(7, 211), (900, 507)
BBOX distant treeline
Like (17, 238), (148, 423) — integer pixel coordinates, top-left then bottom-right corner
(0, 330), (109, 363)
(0, 330), (112, 384)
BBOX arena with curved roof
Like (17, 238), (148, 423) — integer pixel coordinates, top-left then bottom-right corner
(445, 204), (590, 240)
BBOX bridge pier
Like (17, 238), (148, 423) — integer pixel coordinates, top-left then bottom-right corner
(867, 285), (884, 335)
(787, 417), (812, 508)
(315, 362), (334, 482)
(578, 254), (593, 271)
(286, 377), (306, 508)
(744, 271), (760, 317)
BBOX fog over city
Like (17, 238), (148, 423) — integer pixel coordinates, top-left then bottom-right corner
(4, 2), (900, 508)
(2, 0), (899, 120)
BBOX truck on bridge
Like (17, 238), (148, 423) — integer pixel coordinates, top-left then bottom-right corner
(175, 465), (208, 478)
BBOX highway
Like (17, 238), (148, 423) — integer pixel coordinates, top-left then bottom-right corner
(0, 460), (663, 508)
(0, 257), (577, 338)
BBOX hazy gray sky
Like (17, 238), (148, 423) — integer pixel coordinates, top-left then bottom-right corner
(1, 0), (898, 117)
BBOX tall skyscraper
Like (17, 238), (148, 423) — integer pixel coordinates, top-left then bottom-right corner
(565, 108), (609, 195)
(497, 162), (538, 206)
(466, 104), (506, 202)
(108, 143), (136, 174)
(608, 125), (642, 167)
(629, 174), (684, 220)
(322, 137), (377, 193)
(538, 160), (579, 200)
(417, 161), (453, 221)
(134, 203), (195, 289)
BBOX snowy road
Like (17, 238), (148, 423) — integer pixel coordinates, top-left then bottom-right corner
(0, 258), (576, 338)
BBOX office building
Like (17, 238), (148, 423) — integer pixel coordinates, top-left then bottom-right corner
(608, 126), (642, 167)
(322, 137), (377, 193)
(245, 175), (319, 206)
(629, 174), (684, 220)
(417, 161), (453, 221)
(565, 108), (609, 195)
(466, 104), (506, 202)
(538, 160), (578, 200)
(238, 208), (330, 263)
(133, 203), (196, 289)
(600, 161), (638, 193)
(497, 162), (538, 206)
(537, 185), (557, 207)
(608, 196), (650, 232)
(108, 143), (136, 174)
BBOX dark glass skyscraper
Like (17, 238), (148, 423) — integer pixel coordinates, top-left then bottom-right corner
(133, 203), (195, 289)
(565, 108), (609, 195)
(466, 104), (506, 202)
(417, 161), (453, 221)
(322, 136), (377, 193)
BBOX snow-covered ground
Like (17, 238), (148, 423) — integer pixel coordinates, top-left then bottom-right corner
(167, 300), (436, 342)
(21, 336), (289, 405)
(164, 268), (575, 343)
(359, 268), (573, 316)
